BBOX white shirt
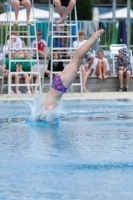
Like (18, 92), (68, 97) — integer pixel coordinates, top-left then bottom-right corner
(7, 37), (22, 51)
(73, 39), (90, 54)
(73, 40), (88, 48)
(91, 57), (110, 71)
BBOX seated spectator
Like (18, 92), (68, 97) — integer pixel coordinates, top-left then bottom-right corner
(54, 37), (68, 48)
(115, 48), (131, 92)
(20, 50), (39, 94)
(11, 0), (32, 25)
(54, 37), (70, 59)
(6, 31), (25, 58)
(89, 50), (111, 80)
(45, 52), (64, 77)
(3, 50), (21, 94)
(32, 30), (47, 59)
(54, 0), (75, 24)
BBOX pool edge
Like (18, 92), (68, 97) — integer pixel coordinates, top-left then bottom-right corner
(0, 92), (133, 101)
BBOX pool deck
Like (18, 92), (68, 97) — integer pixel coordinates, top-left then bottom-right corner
(0, 92), (133, 100)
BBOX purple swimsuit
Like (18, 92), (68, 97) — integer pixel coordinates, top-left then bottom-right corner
(51, 75), (67, 93)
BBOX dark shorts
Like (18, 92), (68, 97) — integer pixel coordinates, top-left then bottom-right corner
(60, 0), (70, 7)
(19, 0), (32, 4)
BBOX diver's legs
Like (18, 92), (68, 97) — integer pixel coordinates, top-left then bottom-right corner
(61, 29), (104, 88)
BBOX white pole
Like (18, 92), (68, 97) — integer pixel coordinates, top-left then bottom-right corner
(112, 0), (116, 22)
(127, 0), (131, 50)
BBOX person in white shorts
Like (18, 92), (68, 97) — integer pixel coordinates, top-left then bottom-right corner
(11, 0), (32, 25)
(89, 50), (111, 79)
(73, 30), (95, 93)
(54, 0), (75, 24)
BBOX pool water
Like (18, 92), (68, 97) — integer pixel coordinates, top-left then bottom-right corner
(0, 99), (133, 200)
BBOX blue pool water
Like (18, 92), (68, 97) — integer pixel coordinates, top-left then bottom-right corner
(0, 99), (133, 200)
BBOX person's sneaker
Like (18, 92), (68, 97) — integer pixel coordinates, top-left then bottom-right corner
(11, 90), (15, 94)
(16, 90), (21, 94)
(26, 20), (32, 25)
(27, 90), (32, 94)
(14, 20), (18, 25)
(34, 90), (39, 94)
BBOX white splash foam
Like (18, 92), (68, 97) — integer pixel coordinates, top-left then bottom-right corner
(26, 95), (61, 124)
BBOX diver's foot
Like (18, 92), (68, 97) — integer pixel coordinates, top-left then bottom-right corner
(91, 29), (105, 40)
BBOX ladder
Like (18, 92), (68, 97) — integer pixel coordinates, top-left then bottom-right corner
(5, 0), (41, 97)
(43, 0), (83, 95)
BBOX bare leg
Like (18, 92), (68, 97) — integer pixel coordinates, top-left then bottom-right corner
(56, 0), (75, 24)
(13, 74), (19, 91)
(125, 70), (131, 89)
(102, 60), (107, 79)
(118, 70), (124, 91)
(54, 0), (63, 19)
(33, 74), (39, 92)
(4, 72), (12, 91)
(21, 0), (31, 21)
(12, 0), (20, 21)
(22, 74), (31, 92)
(60, 29), (104, 88)
(95, 60), (103, 80)
(88, 55), (95, 69)
(82, 66), (89, 93)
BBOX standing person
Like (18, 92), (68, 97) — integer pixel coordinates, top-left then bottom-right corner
(32, 30), (47, 59)
(73, 30), (95, 93)
(20, 50), (39, 94)
(11, 0), (32, 25)
(89, 50), (111, 80)
(41, 29), (104, 111)
(3, 50), (21, 94)
(54, 0), (75, 24)
(115, 48), (131, 92)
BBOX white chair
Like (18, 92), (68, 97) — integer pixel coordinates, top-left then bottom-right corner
(2, 45), (9, 56)
(128, 50), (133, 75)
(110, 44), (127, 75)
(0, 61), (4, 93)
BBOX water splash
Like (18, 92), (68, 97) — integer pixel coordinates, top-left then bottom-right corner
(26, 95), (60, 125)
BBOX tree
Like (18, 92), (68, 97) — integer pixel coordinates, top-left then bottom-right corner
(76, 0), (93, 20)
(0, 1), (4, 14)
(131, 0), (133, 10)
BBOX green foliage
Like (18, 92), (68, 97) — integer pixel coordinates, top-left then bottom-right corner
(75, 0), (93, 20)
(0, 25), (28, 45)
(0, 2), (4, 14)
(131, 0), (133, 10)
(131, 24), (133, 45)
